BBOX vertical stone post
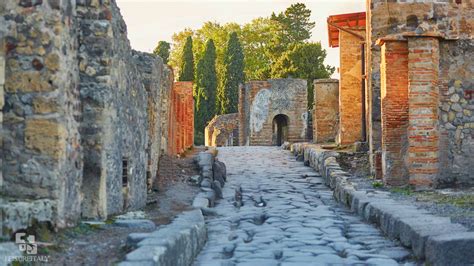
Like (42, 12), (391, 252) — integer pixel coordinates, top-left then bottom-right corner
(313, 79), (339, 143)
(238, 84), (247, 146)
(407, 37), (440, 188)
(380, 41), (409, 186)
(0, 40), (4, 190)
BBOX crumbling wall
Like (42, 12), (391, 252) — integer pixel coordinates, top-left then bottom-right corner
(205, 113), (239, 147)
(313, 79), (339, 144)
(77, 0), (149, 218)
(0, 0), (175, 237)
(239, 79), (309, 146)
(1, 0), (83, 232)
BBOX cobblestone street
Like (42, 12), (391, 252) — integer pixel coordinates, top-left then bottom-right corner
(195, 147), (416, 265)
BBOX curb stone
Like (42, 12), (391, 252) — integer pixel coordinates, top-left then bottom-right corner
(288, 142), (473, 265)
(119, 210), (207, 266)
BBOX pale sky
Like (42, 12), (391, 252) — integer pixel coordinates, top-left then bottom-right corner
(116, 0), (365, 76)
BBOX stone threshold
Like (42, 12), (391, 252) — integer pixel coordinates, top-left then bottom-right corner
(288, 142), (474, 266)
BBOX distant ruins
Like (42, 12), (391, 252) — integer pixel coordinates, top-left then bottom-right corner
(238, 79), (310, 146)
(207, 1), (474, 190)
(0, 0), (193, 237)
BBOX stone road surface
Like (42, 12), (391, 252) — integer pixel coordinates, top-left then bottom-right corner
(194, 147), (418, 266)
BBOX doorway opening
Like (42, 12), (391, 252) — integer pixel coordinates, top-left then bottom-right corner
(272, 114), (289, 146)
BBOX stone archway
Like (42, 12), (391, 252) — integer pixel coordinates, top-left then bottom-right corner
(272, 114), (289, 146)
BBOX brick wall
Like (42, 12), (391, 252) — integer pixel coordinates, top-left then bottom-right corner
(380, 41), (409, 186)
(168, 81), (194, 155)
(313, 79), (339, 143)
(407, 37), (440, 189)
(338, 30), (365, 145)
(239, 79), (309, 146)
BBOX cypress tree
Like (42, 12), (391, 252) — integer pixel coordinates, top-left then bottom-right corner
(179, 36), (194, 81)
(194, 39), (217, 144)
(153, 41), (171, 64)
(218, 32), (245, 114)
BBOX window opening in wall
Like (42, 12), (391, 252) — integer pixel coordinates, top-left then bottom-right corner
(122, 158), (128, 187)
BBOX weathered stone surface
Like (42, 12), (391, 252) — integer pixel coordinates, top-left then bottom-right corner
(425, 232), (474, 266)
(239, 79), (310, 146)
(0, 0), (175, 237)
(121, 210), (207, 266)
(205, 113), (239, 147)
(114, 219), (156, 230)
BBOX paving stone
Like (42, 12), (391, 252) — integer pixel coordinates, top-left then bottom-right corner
(193, 147), (418, 265)
(114, 219), (156, 230)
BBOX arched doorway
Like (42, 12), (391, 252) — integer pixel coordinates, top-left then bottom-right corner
(272, 114), (289, 146)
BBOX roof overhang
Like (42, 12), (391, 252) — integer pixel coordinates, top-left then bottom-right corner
(327, 12), (366, 48)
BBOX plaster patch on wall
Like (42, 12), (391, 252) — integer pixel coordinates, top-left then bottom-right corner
(301, 112), (308, 138)
(250, 89), (271, 133)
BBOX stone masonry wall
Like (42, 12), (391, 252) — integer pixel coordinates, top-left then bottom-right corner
(1, 0), (83, 233)
(205, 113), (239, 147)
(1, 0), (174, 236)
(313, 79), (339, 143)
(438, 39), (474, 187)
(239, 79), (309, 146)
(338, 30), (365, 145)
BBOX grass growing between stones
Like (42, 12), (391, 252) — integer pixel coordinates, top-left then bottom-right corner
(415, 192), (474, 208)
(391, 187), (474, 208)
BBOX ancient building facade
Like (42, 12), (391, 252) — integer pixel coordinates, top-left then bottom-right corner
(325, 1), (474, 189)
(0, 0), (186, 237)
(205, 113), (239, 147)
(168, 81), (194, 155)
(367, 0), (473, 188)
(239, 79), (309, 146)
(313, 79), (339, 144)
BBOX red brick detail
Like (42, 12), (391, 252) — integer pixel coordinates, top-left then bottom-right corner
(338, 30), (365, 145)
(168, 82), (194, 155)
(380, 41), (409, 186)
(407, 37), (439, 188)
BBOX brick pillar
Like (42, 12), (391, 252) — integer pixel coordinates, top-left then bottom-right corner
(380, 41), (409, 186)
(313, 79), (339, 143)
(407, 37), (440, 188)
(238, 84), (247, 146)
(338, 30), (364, 145)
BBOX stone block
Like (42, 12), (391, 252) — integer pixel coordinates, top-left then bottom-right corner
(25, 119), (66, 158)
(425, 232), (474, 266)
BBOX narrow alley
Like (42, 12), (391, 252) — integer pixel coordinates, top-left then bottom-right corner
(195, 147), (416, 265)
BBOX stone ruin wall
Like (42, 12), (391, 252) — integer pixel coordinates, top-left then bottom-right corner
(239, 79), (309, 146)
(368, 0), (474, 187)
(1, 0), (83, 233)
(0, 0), (174, 237)
(205, 113), (239, 147)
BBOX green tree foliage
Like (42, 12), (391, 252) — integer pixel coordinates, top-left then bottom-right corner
(271, 43), (335, 108)
(153, 41), (171, 64)
(268, 3), (315, 61)
(218, 32), (245, 114)
(178, 36), (194, 81)
(194, 39), (218, 144)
